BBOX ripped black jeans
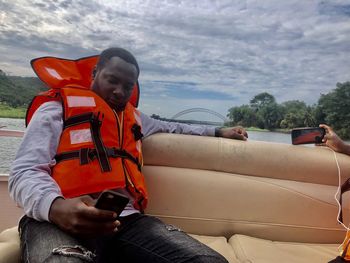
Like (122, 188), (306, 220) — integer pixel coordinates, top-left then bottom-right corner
(19, 214), (228, 263)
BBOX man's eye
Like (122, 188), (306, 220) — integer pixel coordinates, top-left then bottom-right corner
(109, 79), (119, 84)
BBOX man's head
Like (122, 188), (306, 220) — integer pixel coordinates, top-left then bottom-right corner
(91, 47), (139, 112)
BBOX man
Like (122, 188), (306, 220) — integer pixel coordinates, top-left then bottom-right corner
(9, 47), (248, 263)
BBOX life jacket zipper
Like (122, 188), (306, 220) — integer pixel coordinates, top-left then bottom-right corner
(113, 110), (134, 188)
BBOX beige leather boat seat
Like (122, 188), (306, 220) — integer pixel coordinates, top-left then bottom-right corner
(0, 227), (20, 263)
(229, 234), (339, 263)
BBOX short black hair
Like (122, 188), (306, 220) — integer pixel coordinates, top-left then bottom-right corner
(96, 47), (139, 76)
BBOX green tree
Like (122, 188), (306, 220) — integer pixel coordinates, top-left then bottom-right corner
(280, 100), (316, 129)
(250, 92), (276, 111)
(316, 82), (350, 139)
(227, 105), (259, 127)
(249, 93), (283, 129)
(258, 103), (284, 129)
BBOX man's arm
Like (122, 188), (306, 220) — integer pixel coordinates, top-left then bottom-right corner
(9, 101), (119, 236)
(140, 112), (248, 140)
(140, 112), (215, 137)
(9, 101), (64, 221)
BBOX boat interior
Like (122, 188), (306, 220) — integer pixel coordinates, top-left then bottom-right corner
(1, 132), (350, 262)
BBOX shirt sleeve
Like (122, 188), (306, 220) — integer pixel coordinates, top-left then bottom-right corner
(140, 112), (216, 138)
(8, 101), (64, 222)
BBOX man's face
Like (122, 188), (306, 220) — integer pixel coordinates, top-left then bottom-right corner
(92, 56), (138, 112)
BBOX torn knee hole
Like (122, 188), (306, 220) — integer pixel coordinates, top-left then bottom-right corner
(52, 245), (95, 262)
(165, 224), (182, 231)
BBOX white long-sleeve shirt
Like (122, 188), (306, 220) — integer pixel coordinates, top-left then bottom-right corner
(9, 101), (215, 222)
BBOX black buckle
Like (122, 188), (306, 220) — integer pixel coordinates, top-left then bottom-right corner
(131, 124), (143, 141)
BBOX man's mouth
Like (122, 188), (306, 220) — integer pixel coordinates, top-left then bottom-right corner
(108, 98), (125, 110)
(108, 98), (121, 105)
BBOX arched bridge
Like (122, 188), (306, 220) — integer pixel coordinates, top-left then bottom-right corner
(171, 108), (229, 123)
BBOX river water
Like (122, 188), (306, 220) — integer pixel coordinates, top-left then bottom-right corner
(0, 117), (298, 174)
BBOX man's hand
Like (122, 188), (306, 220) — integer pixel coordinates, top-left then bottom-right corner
(216, 126), (248, 141)
(318, 124), (350, 155)
(48, 195), (120, 237)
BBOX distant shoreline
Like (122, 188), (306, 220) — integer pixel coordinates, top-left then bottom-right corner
(0, 105), (26, 119)
(0, 114), (292, 134)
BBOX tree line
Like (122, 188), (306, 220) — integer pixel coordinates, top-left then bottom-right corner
(227, 82), (350, 139)
(0, 69), (46, 107)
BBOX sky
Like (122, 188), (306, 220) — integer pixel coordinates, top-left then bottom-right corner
(0, 0), (350, 121)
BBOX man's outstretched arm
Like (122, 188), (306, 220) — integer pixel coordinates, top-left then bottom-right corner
(140, 112), (248, 140)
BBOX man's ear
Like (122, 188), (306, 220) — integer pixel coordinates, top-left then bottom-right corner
(92, 67), (97, 79)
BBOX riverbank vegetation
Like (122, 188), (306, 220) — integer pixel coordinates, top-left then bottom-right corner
(0, 104), (26, 118)
(227, 82), (350, 139)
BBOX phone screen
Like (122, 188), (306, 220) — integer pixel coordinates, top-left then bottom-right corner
(291, 127), (325, 145)
(95, 190), (129, 215)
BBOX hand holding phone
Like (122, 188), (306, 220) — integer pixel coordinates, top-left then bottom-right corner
(95, 190), (129, 216)
(291, 127), (326, 145)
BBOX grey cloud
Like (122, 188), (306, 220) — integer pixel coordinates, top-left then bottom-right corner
(58, 0), (73, 9)
(0, 0), (349, 112)
(318, 2), (350, 16)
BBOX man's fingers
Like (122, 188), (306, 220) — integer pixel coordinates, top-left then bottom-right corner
(79, 195), (95, 206)
(243, 130), (248, 138)
(234, 132), (247, 141)
(319, 124), (331, 134)
(232, 127), (248, 140)
(72, 218), (120, 236)
(83, 205), (117, 221)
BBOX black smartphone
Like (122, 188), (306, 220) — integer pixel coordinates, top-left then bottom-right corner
(291, 127), (326, 145)
(95, 190), (129, 216)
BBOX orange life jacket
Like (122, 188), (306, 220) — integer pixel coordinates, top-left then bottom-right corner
(26, 56), (147, 210)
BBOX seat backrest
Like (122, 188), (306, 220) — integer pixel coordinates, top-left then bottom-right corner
(143, 133), (350, 243)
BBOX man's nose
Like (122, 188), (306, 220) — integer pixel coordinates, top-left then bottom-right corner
(112, 84), (125, 97)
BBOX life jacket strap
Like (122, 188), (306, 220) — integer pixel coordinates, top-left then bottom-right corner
(131, 124), (143, 141)
(63, 112), (94, 129)
(90, 112), (111, 173)
(62, 112), (111, 173)
(106, 147), (142, 171)
(55, 147), (141, 171)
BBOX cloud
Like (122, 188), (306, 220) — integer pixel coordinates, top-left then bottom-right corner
(0, 0), (349, 119)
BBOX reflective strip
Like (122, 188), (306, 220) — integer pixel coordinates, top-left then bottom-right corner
(45, 67), (63, 80)
(133, 110), (142, 126)
(70, 129), (92, 144)
(136, 140), (141, 152)
(67, 96), (96, 108)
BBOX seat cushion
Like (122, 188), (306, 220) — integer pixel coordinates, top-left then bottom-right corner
(0, 226), (20, 263)
(229, 234), (340, 263)
(190, 234), (239, 263)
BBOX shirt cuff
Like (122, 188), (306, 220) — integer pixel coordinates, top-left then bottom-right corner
(215, 127), (221, 137)
(206, 127), (216, 137)
(38, 192), (63, 222)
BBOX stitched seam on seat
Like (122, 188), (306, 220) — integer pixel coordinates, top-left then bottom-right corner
(232, 236), (250, 262)
(235, 175), (339, 208)
(151, 214), (345, 231)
